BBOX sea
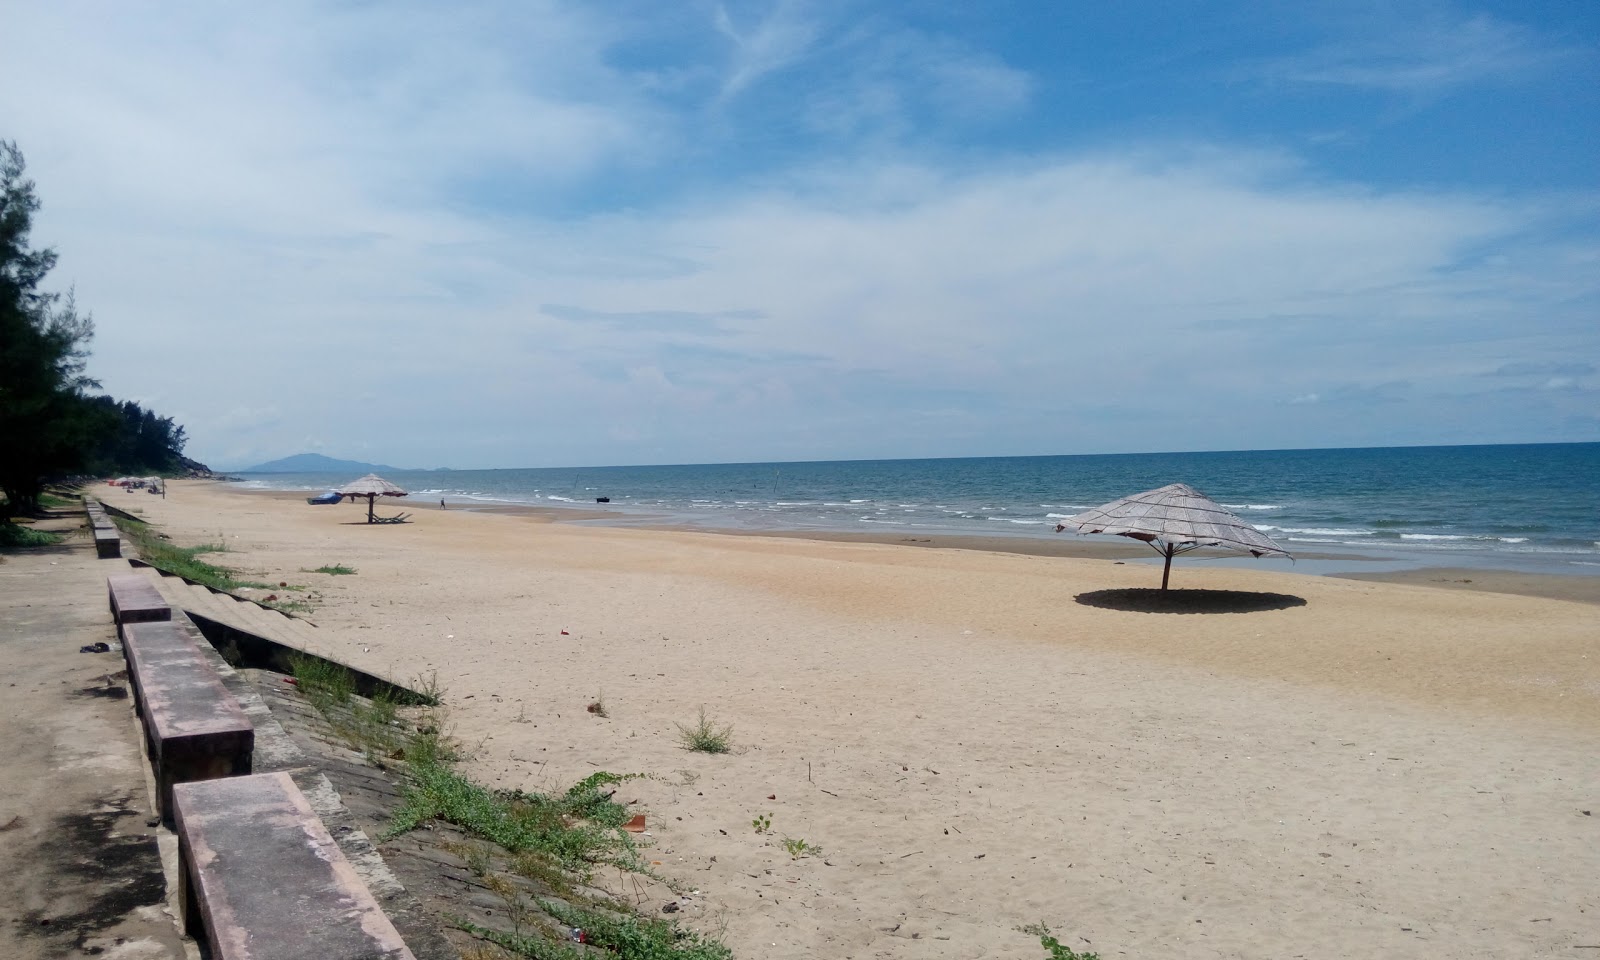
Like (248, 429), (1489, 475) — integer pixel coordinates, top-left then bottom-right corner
(232, 443), (1600, 576)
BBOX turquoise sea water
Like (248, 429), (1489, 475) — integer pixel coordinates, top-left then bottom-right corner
(234, 443), (1599, 574)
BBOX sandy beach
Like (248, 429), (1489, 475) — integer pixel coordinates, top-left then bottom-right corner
(113, 481), (1599, 958)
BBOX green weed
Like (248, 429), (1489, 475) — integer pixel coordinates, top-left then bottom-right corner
(675, 707), (733, 754)
(290, 653), (355, 706)
(324, 672), (731, 959)
(457, 898), (734, 960)
(386, 761), (648, 879)
(112, 518), (261, 592)
(0, 523), (63, 547)
(1019, 923), (1101, 960)
(781, 837), (820, 860)
(308, 564), (357, 575)
(751, 813), (772, 835)
(414, 670), (443, 707)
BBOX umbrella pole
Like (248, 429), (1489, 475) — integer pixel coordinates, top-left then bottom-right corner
(1160, 543), (1175, 591)
(367, 493), (376, 523)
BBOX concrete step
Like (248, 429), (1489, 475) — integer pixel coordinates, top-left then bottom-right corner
(157, 579), (280, 646)
(138, 571), (379, 688)
(237, 598), (324, 650)
(177, 583), (241, 630)
(231, 597), (302, 646)
(211, 592), (329, 661)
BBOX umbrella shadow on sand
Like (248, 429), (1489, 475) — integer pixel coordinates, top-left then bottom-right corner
(1075, 588), (1306, 614)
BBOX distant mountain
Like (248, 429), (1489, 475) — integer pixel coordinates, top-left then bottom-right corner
(240, 453), (403, 474)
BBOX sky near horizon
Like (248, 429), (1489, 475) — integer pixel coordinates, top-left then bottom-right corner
(5, 1), (1597, 470)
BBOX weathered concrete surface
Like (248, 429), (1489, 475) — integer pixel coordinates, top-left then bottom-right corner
(107, 574), (170, 634)
(94, 527), (123, 559)
(0, 513), (187, 959)
(174, 772), (416, 960)
(123, 621), (254, 822)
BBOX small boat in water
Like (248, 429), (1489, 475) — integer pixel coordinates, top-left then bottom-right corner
(595, 496), (610, 503)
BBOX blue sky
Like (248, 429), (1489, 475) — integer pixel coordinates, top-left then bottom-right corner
(6, 1), (1597, 469)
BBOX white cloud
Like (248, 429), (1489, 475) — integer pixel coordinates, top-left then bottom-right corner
(714, 1), (821, 100)
(6, 3), (1596, 467)
(1264, 12), (1573, 95)
(35, 136), (1600, 465)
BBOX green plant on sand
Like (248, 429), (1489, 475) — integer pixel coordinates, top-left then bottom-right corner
(781, 836), (820, 859)
(459, 898), (734, 960)
(675, 707), (732, 754)
(290, 652), (355, 704)
(751, 812), (772, 835)
(265, 597), (315, 615)
(0, 523), (63, 548)
(111, 518), (274, 592)
(288, 659), (729, 958)
(308, 564), (357, 575)
(1018, 923), (1101, 960)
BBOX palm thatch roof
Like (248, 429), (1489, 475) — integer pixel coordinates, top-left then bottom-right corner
(337, 474), (408, 497)
(1060, 482), (1288, 557)
(1057, 482), (1289, 590)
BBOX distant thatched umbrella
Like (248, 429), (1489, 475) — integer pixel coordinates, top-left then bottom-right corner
(1056, 482), (1290, 590)
(337, 473), (408, 523)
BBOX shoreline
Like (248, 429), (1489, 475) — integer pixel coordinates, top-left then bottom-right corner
(214, 482), (1600, 606)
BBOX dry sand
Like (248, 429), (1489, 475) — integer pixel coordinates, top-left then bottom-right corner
(117, 481), (1600, 958)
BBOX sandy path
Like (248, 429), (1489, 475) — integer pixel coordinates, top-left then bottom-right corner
(114, 482), (1600, 959)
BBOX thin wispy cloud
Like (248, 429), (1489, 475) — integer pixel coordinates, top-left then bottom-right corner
(714, 1), (821, 101)
(1264, 12), (1570, 95)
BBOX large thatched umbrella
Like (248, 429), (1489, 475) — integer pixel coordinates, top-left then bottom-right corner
(1056, 482), (1289, 590)
(338, 473), (408, 523)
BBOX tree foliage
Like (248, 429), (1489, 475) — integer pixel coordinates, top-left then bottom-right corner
(82, 396), (189, 475)
(1, 141), (191, 516)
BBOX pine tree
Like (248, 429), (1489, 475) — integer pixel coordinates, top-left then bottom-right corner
(0, 140), (102, 515)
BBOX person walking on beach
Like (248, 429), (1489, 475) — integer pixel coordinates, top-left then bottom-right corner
(440, 499), (446, 510)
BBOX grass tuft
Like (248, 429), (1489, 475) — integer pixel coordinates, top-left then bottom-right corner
(385, 763), (648, 878)
(290, 653), (355, 705)
(308, 564), (357, 575)
(0, 523), (64, 547)
(458, 899), (734, 960)
(112, 518), (263, 591)
(675, 707), (733, 754)
(287, 651), (731, 959)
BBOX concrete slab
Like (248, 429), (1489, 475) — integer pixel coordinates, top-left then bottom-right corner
(108, 573), (171, 635)
(0, 512), (187, 959)
(122, 621), (254, 823)
(173, 772), (416, 960)
(93, 527), (122, 558)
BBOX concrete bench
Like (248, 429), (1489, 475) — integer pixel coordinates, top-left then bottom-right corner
(93, 526), (122, 559)
(174, 772), (416, 960)
(122, 620), (254, 822)
(107, 573), (171, 637)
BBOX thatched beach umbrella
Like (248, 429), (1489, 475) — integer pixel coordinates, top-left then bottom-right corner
(337, 473), (408, 523)
(1056, 482), (1290, 590)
